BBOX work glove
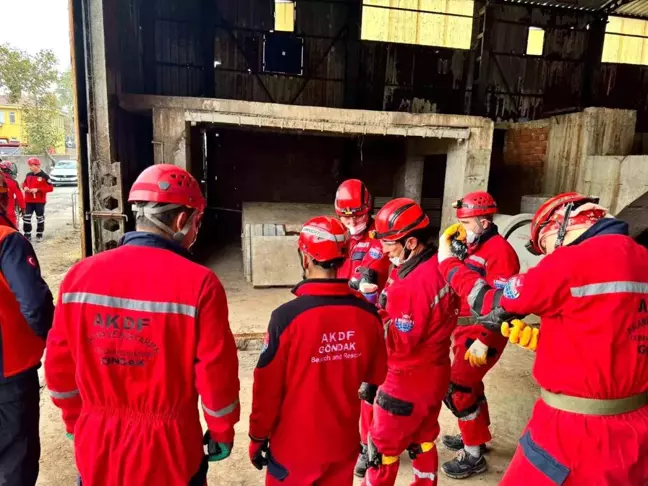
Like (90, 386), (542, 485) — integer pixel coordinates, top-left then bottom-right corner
(439, 223), (467, 262)
(502, 319), (539, 352)
(249, 435), (269, 470)
(203, 431), (232, 462)
(464, 338), (489, 367)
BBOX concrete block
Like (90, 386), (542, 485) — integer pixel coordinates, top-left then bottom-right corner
(520, 195), (552, 214)
(251, 235), (301, 287)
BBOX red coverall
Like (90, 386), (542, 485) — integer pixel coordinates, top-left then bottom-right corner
(337, 222), (391, 291)
(440, 218), (648, 485)
(365, 250), (460, 486)
(23, 171), (53, 204)
(46, 232), (241, 486)
(249, 279), (387, 486)
(446, 225), (519, 447)
(359, 267), (399, 446)
(4, 177), (25, 227)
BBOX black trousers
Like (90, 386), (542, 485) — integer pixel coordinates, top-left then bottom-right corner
(23, 203), (45, 238)
(0, 369), (40, 486)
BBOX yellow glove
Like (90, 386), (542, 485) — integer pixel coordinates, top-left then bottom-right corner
(464, 339), (489, 367)
(442, 223), (467, 244)
(501, 320), (539, 352)
(439, 223), (467, 262)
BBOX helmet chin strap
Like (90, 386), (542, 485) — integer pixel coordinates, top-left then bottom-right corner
(133, 203), (194, 242)
(555, 202), (574, 250)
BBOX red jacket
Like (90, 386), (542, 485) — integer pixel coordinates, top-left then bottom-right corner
(249, 279), (387, 464)
(455, 225), (520, 352)
(337, 222), (391, 291)
(384, 250), (460, 372)
(45, 232), (240, 486)
(5, 177), (25, 227)
(440, 218), (648, 399)
(23, 170), (53, 204)
(0, 223), (54, 382)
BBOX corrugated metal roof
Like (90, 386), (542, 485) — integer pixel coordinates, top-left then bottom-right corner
(614, 0), (648, 18)
(498, 0), (605, 12)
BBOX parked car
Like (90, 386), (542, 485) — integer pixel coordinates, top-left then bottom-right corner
(50, 160), (78, 186)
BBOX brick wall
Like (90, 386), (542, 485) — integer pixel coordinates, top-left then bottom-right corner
(489, 122), (549, 213)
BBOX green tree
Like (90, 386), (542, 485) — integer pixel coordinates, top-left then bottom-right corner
(0, 43), (64, 154)
(57, 68), (75, 140)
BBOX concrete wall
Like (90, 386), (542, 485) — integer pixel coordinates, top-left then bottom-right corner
(583, 155), (648, 214)
(1, 154), (73, 182)
(543, 108), (636, 196)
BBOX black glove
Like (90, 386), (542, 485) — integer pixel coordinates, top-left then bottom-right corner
(473, 306), (526, 332)
(358, 382), (378, 404)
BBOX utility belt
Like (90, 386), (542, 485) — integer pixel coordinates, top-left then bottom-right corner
(457, 317), (476, 326)
(541, 388), (648, 416)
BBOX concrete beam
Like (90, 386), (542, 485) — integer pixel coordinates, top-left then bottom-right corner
(121, 94), (492, 138)
(152, 108), (189, 169)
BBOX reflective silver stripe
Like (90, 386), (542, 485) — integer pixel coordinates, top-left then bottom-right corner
(467, 279), (489, 309)
(413, 468), (436, 480)
(203, 399), (239, 418)
(62, 292), (196, 318)
(571, 281), (648, 298)
(468, 255), (486, 266)
(459, 409), (480, 422)
(300, 225), (347, 243)
(50, 389), (79, 400)
(430, 285), (451, 309)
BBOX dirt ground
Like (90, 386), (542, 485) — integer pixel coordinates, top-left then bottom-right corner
(32, 190), (539, 485)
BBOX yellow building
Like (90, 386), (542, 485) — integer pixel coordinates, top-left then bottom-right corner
(0, 96), (66, 154)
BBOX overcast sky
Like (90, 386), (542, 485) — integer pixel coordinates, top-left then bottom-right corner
(0, 0), (71, 70)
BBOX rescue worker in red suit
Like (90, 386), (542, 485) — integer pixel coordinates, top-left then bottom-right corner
(438, 192), (648, 485)
(440, 192), (520, 479)
(22, 158), (53, 241)
(363, 198), (460, 486)
(46, 164), (240, 486)
(335, 179), (391, 293)
(0, 161), (25, 228)
(333, 179), (391, 478)
(249, 216), (387, 486)
(0, 172), (54, 486)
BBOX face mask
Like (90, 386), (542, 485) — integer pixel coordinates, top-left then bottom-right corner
(389, 246), (406, 267)
(466, 230), (478, 245)
(348, 220), (368, 236)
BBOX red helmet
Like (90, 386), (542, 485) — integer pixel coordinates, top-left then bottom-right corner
(27, 157), (41, 167)
(298, 216), (349, 262)
(0, 161), (14, 176)
(373, 198), (429, 242)
(528, 192), (601, 255)
(334, 179), (372, 217)
(453, 191), (498, 218)
(128, 164), (206, 212)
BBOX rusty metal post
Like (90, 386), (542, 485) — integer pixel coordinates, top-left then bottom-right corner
(83, 0), (126, 253)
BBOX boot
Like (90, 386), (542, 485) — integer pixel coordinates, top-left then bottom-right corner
(442, 434), (487, 453)
(441, 449), (488, 479)
(354, 444), (368, 478)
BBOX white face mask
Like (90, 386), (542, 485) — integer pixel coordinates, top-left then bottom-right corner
(348, 220), (368, 236)
(466, 230), (478, 244)
(389, 246), (406, 267)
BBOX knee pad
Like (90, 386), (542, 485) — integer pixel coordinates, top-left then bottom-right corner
(407, 441), (435, 460)
(444, 382), (480, 420)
